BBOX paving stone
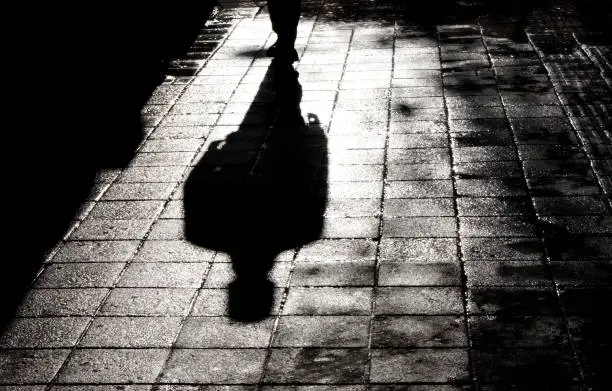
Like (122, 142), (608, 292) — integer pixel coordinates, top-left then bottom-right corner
(455, 178), (528, 197)
(550, 261), (612, 287)
(34, 263), (124, 288)
(461, 237), (546, 261)
(539, 216), (612, 234)
(526, 176), (603, 196)
(283, 287), (372, 315)
(372, 316), (467, 348)
(501, 92), (562, 106)
(451, 130), (514, 147)
(100, 183), (176, 201)
(262, 387), (364, 391)
(384, 198), (455, 217)
(447, 106), (506, 120)
(471, 348), (580, 385)
(459, 216), (537, 237)
(388, 133), (448, 148)
(505, 105), (566, 118)
(51, 386), (150, 391)
(291, 261), (375, 286)
(456, 197), (532, 216)
(79, 316), (182, 348)
(378, 262), (462, 286)
(390, 108), (446, 121)
(387, 148), (450, 165)
(523, 159), (594, 177)
(391, 96), (445, 109)
(16, 289), (109, 317)
(69, 219), (154, 241)
(129, 151), (198, 167)
(87, 200), (165, 219)
(386, 180), (454, 198)
(132, 240), (216, 263)
(118, 166), (187, 183)
(389, 120), (447, 134)
(176, 316), (274, 348)
(370, 348), (469, 383)
(0, 317), (90, 348)
(559, 287), (612, 315)
(324, 198), (381, 217)
(454, 161), (524, 178)
(99, 288), (196, 316)
(446, 95), (502, 108)
(370, 386), (470, 391)
(296, 239), (377, 262)
(55, 348), (169, 383)
(532, 196), (610, 216)
(117, 262), (209, 288)
(469, 315), (569, 347)
(264, 348), (368, 383)
(0, 349), (70, 384)
(327, 165), (384, 182)
(146, 219), (185, 240)
(467, 287), (560, 315)
(387, 163), (452, 180)
(379, 238), (458, 262)
(273, 316), (370, 347)
(449, 118), (510, 133)
(465, 260), (553, 287)
(375, 287), (463, 315)
(383, 216), (458, 237)
(160, 348), (266, 383)
(321, 217), (380, 238)
(453, 146), (518, 162)
(327, 181), (383, 198)
(391, 78), (440, 88)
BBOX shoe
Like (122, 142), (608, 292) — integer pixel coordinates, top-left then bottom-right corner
(266, 42), (299, 63)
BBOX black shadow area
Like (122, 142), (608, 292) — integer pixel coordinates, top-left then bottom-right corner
(183, 61), (328, 322)
(3, 2), (217, 330)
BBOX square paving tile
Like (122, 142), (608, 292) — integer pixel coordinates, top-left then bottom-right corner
(378, 263), (462, 286)
(79, 316), (182, 348)
(283, 287), (373, 315)
(273, 316), (370, 347)
(370, 348), (469, 383)
(469, 315), (569, 347)
(175, 317), (275, 348)
(264, 348), (368, 383)
(375, 287), (463, 315)
(372, 315), (467, 347)
(55, 348), (169, 383)
(159, 348), (266, 384)
(0, 349), (71, 384)
(0, 317), (90, 348)
(291, 262), (375, 286)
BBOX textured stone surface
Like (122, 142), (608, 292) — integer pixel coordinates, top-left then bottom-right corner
(5, 1), (611, 389)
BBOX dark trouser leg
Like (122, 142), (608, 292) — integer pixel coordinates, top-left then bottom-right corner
(267, 0), (301, 48)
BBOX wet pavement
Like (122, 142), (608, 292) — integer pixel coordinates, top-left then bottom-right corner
(2, 0), (611, 389)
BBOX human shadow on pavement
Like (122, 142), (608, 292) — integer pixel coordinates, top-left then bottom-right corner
(183, 60), (328, 321)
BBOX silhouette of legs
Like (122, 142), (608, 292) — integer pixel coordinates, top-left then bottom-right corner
(266, 0), (301, 62)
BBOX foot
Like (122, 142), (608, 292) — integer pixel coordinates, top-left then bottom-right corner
(266, 41), (298, 63)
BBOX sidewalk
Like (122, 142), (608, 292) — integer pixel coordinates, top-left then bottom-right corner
(1, 0), (611, 389)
